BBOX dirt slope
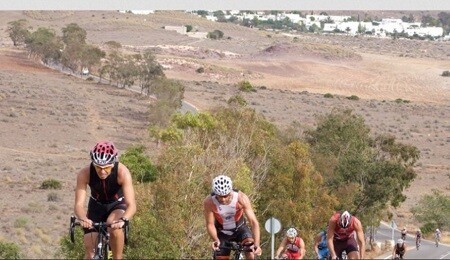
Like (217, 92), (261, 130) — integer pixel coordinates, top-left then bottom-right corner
(0, 10), (449, 258)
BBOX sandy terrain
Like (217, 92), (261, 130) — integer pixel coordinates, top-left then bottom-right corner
(0, 10), (449, 258)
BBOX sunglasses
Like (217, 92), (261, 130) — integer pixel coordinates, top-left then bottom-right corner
(94, 164), (114, 172)
(215, 193), (231, 200)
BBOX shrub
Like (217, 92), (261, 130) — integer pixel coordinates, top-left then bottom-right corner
(207, 30), (224, 39)
(196, 67), (204, 73)
(420, 222), (436, 235)
(346, 95), (360, 100)
(324, 93), (334, 98)
(14, 216), (28, 228)
(0, 241), (21, 259)
(120, 145), (157, 183)
(40, 179), (62, 189)
(47, 192), (60, 202)
(185, 25), (193, 32)
(395, 98), (411, 104)
(227, 95), (247, 106)
(237, 80), (255, 92)
(441, 70), (450, 77)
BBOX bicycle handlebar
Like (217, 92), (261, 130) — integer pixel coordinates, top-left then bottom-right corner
(70, 215), (129, 245)
(215, 241), (255, 252)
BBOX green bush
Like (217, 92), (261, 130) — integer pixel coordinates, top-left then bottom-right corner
(346, 95), (360, 100)
(120, 145), (157, 183)
(420, 222), (436, 235)
(40, 179), (62, 189)
(185, 24), (193, 32)
(441, 70), (450, 77)
(0, 240), (21, 259)
(324, 93), (334, 98)
(58, 227), (84, 259)
(395, 98), (411, 104)
(237, 80), (255, 92)
(207, 30), (224, 39)
(227, 95), (247, 106)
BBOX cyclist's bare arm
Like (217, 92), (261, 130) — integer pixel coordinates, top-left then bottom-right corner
(313, 233), (322, 258)
(299, 237), (306, 259)
(74, 166), (92, 229)
(238, 192), (261, 255)
(326, 219), (337, 259)
(116, 163), (136, 226)
(203, 196), (220, 250)
(354, 218), (365, 259)
(275, 237), (288, 258)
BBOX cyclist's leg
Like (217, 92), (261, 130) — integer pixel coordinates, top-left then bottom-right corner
(83, 231), (99, 259)
(343, 237), (359, 259)
(333, 239), (345, 260)
(85, 199), (108, 259)
(214, 232), (233, 260)
(236, 225), (255, 259)
(107, 206), (126, 259)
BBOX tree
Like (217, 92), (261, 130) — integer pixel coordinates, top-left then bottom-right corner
(25, 27), (62, 63)
(305, 109), (418, 221)
(7, 19), (30, 46)
(60, 23), (89, 73)
(411, 190), (450, 230)
(137, 50), (165, 95)
(62, 23), (87, 45)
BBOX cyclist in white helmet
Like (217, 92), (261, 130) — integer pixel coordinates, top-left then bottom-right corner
(392, 238), (407, 259)
(327, 210), (365, 259)
(204, 175), (262, 259)
(275, 227), (306, 259)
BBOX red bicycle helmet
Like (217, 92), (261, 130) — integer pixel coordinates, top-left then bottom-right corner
(90, 141), (118, 166)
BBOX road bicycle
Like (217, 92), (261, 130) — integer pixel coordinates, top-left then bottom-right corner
(70, 215), (129, 260)
(435, 235), (440, 247)
(415, 238), (420, 250)
(213, 241), (255, 260)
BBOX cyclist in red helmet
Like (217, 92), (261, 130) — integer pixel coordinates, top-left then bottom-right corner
(327, 211), (365, 259)
(74, 141), (136, 259)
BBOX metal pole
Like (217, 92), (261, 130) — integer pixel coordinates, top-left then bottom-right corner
(271, 217), (275, 259)
(391, 221), (394, 242)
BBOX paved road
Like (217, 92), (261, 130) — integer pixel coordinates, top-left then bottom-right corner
(375, 222), (450, 259)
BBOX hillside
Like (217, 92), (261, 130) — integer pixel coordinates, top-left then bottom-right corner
(0, 10), (449, 258)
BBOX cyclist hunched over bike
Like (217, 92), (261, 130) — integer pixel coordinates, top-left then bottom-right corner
(275, 227), (306, 259)
(74, 141), (136, 259)
(415, 228), (422, 249)
(326, 211), (365, 259)
(203, 175), (262, 259)
(314, 227), (330, 260)
(391, 238), (407, 259)
(400, 227), (407, 241)
(435, 228), (442, 247)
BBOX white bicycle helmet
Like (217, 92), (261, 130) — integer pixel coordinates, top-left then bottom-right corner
(397, 239), (404, 244)
(436, 228), (440, 232)
(212, 175), (233, 196)
(338, 211), (352, 228)
(286, 228), (298, 238)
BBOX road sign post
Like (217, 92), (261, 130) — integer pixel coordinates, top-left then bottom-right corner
(391, 220), (397, 242)
(265, 217), (281, 259)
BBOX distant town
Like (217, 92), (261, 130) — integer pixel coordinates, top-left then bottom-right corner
(121, 10), (450, 40)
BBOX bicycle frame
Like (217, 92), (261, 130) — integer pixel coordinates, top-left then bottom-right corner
(70, 215), (129, 260)
(214, 241), (254, 260)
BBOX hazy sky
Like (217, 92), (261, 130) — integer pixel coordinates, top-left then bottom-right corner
(1, 0), (449, 11)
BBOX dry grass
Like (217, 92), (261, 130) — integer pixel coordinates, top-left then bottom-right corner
(0, 10), (448, 259)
